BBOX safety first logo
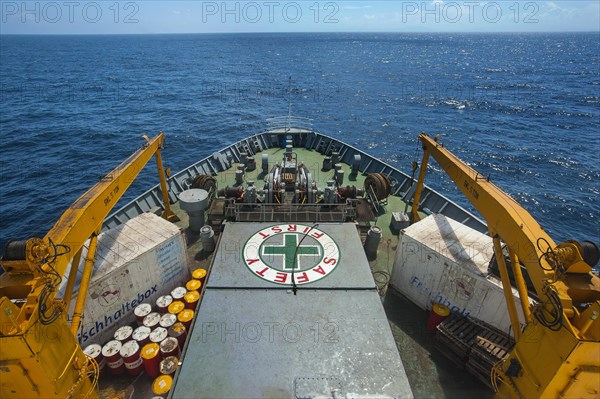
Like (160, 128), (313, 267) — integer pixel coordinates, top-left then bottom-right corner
(243, 224), (340, 285)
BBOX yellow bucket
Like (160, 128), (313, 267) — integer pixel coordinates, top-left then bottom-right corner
(168, 300), (185, 315)
(192, 268), (207, 282)
(185, 279), (201, 292)
(184, 290), (200, 309)
(152, 374), (173, 395)
(178, 309), (195, 329)
(427, 303), (451, 333)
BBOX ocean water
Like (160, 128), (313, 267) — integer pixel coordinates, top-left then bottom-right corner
(1, 33), (599, 263)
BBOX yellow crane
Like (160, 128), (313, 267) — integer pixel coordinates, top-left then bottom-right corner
(0, 133), (175, 398)
(411, 133), (600, 398)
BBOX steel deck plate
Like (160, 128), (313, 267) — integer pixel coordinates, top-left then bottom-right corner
(207, 222), (376, 290)
(171, 288), (413, 399)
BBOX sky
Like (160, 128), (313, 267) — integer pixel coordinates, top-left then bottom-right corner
(0, 1), (599, 34)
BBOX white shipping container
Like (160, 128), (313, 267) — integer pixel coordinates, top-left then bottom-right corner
(390, 214), (528, 334)
(58, 212), (190, 346)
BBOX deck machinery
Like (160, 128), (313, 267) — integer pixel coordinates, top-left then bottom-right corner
(2, 125), (598, 399)
(204, 136), (391, 227)
(171, 136), (414, 398)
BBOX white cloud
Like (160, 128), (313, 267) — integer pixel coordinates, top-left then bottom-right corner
(539, 1), (577, 19)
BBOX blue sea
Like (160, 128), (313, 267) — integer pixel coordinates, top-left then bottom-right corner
(1, 33), (599, 263)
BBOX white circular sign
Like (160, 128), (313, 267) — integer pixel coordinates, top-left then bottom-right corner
(243, 224), (340, 285)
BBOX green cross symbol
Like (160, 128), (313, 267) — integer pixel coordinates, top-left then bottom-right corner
(262, 234), (320, 270)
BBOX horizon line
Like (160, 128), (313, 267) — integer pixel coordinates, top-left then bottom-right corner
(1, 30), (598, 36)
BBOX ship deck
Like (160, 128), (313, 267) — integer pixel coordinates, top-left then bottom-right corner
(99, 143), (493, 398)
(175, 146), (492, 398)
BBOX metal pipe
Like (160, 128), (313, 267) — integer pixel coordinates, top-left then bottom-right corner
(155, 146), (175, 221)
(63, 247), (83, 310)
(579, 311), (599, 337)
(493, 237), (522, 340)
(508, 249), (532, 323)
(70, 234), (98, 335)
(54, 344), (80, 382)
(410, 147), (430, 223)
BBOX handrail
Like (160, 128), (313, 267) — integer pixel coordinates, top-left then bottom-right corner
(225, 201), (356, 222)
(103, 128), (487, 234)
(266, 116), (313, 132)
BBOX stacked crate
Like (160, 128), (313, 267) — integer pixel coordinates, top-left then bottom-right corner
(435, 313), (514, 388)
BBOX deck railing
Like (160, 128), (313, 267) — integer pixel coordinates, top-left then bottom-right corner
(266, 116), (313, 132)
(224, 200), (357, 222)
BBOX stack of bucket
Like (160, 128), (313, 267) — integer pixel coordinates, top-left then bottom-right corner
(146, 268), (207, 396)
(97, 325), (144, 377)
(80, 268), (208, 398)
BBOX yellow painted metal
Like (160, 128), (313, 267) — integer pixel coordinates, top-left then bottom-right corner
(509, 249), (533, 323)
(578, 310), (598, 337)
(493, 237), (522, 340)
(410, 139), (430, 223)
(63, 246), (83, 310)
(70, 233), (98, 336)
(414, 133), (600, 398)
(555, 241), (593, 274)
(498, 321), (600, 398)
(0, 302), (97, 398)
(0, 133), (172, 399)
(154, 143), (177, 222)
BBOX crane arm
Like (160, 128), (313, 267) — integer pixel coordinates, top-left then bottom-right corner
(412, 134), (559, 295)
(0, 133), (174, 329)
(0, 133), (175, 399)
(44, 133), (167, 276)
(4, 133), (168, 274)
(411, 134), (600, 316)
(411, 133), (600, 398)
